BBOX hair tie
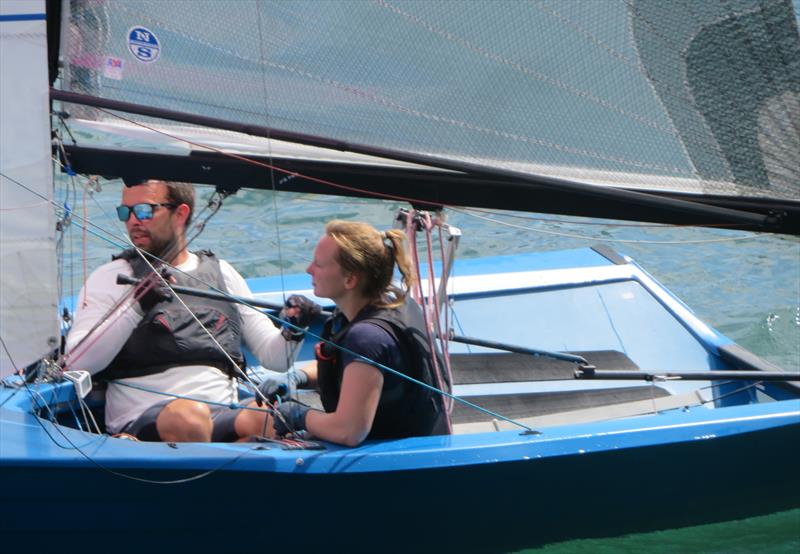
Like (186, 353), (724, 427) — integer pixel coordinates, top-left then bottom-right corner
(381, 231), (394, 250)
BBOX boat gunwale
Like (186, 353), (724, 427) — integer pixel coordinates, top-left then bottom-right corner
(1, 380), (798, 474)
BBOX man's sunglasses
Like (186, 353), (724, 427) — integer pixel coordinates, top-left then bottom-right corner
(116, 203), (176, 222)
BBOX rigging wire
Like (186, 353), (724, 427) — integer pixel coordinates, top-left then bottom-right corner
(65, 225), (538, 433)
(3, 142), (767, 433)
(1, 164), (271, 403)
(3, 170), (126, 249)
(255, 0), (298, 371)
(8, 168), (242, 400)
(1, 172), (542, 433)
(49, 127), (287, 403)
(78, 393), (103, 435)
(67, 399), (85, 432)
(456, 205), (755, 229)
(44, 131), (266, 383)
(114, 381), (269, 413)
(7, 112), (788, 436)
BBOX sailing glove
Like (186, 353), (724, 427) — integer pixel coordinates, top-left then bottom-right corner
(272, 400), (311, 436)
(132, 267), (173, 314)
(255, 368), (309, 406)
(275, 294), (321, 342)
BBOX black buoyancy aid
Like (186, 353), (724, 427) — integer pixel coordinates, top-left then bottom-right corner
(96, 249), (244, 381)
(316, 298), (451, 439)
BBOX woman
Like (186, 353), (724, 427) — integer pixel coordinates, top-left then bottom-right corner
(266, 220), (449, 446)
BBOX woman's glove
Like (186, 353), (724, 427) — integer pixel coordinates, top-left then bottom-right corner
(255, 369), (308, 406)
(272, 400), (311, 436)
(276, 294), (321, 341)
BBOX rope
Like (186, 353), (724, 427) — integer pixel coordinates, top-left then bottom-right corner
(419, 213), (455, 420)
(436, 223), (455, 393)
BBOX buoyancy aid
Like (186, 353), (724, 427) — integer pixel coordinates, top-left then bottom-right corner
(96, 249), (245, 381)
(316, 298), (450, 439)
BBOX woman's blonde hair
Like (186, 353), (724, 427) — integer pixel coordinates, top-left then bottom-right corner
(325, 220), (416, 307)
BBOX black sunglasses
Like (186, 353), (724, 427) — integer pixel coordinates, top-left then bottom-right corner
(116, 202), (177, 222)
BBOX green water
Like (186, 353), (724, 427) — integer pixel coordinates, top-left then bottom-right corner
(514, 509), (800, 553)
(64, 183), (799, 552)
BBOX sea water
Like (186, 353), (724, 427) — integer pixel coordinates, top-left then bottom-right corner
(64, 182), (799, 552)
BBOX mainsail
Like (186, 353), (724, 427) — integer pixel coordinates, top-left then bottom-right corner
(54, 0), (799, 229)
(0, 0), (59, 376)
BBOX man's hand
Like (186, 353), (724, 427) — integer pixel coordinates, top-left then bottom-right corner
(277, 294), (321, 341)
(255, 369), (309, 406)
(272, 400), (311, 436)
(133, 267), (173, 313)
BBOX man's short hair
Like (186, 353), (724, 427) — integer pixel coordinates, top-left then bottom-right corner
(163, 181), (195, 227)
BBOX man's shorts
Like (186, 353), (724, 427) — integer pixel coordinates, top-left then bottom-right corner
(122, 399), (242, 442)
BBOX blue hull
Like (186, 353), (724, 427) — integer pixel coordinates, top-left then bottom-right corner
(2, 249), (799, 551)
(2, 396), (798, 552)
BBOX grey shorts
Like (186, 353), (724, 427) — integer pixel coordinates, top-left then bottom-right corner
(123, 399), (242, 442)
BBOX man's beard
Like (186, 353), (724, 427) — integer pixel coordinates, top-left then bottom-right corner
(143, 232), (177, 262)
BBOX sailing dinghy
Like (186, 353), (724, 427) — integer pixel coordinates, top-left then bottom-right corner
(1, 1), (799, 552)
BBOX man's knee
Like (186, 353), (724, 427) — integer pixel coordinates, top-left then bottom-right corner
(156, 399), (213, 442)
(234, 401), (272, 439)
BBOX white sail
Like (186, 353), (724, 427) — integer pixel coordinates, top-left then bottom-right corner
(57, 0), (799, 202)
(0, 0), (59, 376)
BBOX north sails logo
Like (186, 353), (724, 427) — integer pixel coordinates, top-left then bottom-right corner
(127, 26), (160, 63)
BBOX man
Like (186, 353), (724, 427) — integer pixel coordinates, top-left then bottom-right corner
(65, 179), (318, 442)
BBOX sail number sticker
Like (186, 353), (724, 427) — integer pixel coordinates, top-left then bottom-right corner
(127, 26), (161, 63)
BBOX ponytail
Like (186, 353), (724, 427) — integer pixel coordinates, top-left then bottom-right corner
(381, 228), (416, 306)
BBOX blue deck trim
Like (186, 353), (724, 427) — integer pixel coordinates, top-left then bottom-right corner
(446, 276), (634, 303)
